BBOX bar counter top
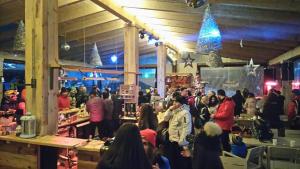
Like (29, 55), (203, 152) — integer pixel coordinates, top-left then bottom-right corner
(77, 140), (104, 152)
(0, 134), (87, 149)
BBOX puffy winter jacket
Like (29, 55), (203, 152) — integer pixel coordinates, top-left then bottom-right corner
(213, 98), (235, 131)
(164, 105), (192, 146)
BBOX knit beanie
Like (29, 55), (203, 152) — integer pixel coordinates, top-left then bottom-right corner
(140, 129), (157, 147)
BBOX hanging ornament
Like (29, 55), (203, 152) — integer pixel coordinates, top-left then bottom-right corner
(207, 51), (223, 67)
(13, 20), (25, 51)
(89, 43), (103, 67)
(245, 58), (259, 76)
(240, 39), (244, 48)
(196, 5), (222, 53)
(182, 53), (195, 68)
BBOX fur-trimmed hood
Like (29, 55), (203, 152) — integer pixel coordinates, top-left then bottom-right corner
(203, 122), (222, 137)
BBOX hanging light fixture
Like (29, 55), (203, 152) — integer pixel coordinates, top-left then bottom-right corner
(196, 5), (222, 53)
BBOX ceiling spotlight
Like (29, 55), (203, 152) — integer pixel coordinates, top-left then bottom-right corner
(186, 0), (207, 8)
(111, 55), (117, 63)
(139, 30), (145, 39)
(61, 42), (70, 51)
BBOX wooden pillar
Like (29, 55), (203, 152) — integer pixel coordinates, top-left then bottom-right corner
(0, 58), (3, 101)
(124, 25), (139, 85)
(157, 45), (167, 98)
(25, 0), (59, 135)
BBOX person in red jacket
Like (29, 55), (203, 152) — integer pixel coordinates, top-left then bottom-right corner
(211, 89), (235, 152)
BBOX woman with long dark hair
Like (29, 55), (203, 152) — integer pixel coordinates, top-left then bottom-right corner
(138, 104), (158, 131)
(97, 123), (152, 169)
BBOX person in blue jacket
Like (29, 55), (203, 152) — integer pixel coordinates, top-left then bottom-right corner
(231, 134), (247, 158)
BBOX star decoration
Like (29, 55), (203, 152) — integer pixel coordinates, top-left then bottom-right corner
(245, 58), (259, 76)
(182, 54), (195, 68)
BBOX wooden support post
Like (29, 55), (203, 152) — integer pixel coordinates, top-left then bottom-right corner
(157, 45), (167, 98)
(25, 0), (59, 135)
(124, 25), (139, 85)
(0, 58), (3, 102)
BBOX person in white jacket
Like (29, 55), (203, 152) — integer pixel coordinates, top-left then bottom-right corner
(164, 95), (192, 169)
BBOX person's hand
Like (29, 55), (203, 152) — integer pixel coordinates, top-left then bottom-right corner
(169, 106), (175, 111)
(210, 114), (215, 119)
(181, 149), (191, 157)
(152, 163), (160, 169)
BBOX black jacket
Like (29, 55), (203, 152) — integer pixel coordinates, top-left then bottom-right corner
(192, 132), (224, 169)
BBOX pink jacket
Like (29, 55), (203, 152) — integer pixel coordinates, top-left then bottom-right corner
(86, 97), (104, 122)
(213, 97), (235, 131)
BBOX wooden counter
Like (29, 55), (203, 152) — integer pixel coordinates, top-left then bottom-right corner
(0, 134), (88, 169)
(0, 135), (87, 149)
(77, 140), (104, 169)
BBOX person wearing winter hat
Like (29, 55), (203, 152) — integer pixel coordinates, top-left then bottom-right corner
(231, 134), (247, 158)
(181, 122), (224, 169)
(140, 129), (171, 169)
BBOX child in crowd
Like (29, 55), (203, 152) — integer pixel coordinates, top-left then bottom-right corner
(231, 134), (247, 158)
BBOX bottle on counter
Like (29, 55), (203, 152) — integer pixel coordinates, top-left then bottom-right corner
(16, 125), (21, 136)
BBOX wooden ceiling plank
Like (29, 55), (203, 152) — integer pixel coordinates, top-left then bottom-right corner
(66, 19), (125, 41)
(58, 0), (104, 23)
(60, 10), (119, 33)
(208, 0), (300, 12)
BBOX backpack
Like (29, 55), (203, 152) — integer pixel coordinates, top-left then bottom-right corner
(253, 118), (273, 141)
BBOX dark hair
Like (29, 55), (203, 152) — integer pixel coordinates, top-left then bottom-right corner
(236, 90), (241, 95)
(90, 91), (98, 96)
(248, 93), (255, 98)
(181, 87), (187, 91)
(139, 91), (144, 96)
(209, 95), (219, 107)
(217, 89), (226, 96)
(97, 123), (152, 169)
(188, 90), (192, 97)
(174, 96), (187, 105)
(60, 87), (68, 95)
(138, 104), (158, 130)
(103, 92), (110, 99)
(172, 91), (181, 99)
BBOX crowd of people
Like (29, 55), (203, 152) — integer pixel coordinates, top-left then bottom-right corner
(56, 85), (300, 169)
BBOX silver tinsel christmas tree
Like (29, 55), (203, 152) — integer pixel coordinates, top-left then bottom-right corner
(89, 43), (103, 67)
(13, 20), (25, 51)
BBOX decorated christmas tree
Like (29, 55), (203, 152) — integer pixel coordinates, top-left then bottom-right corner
(13, 20), (25, 51)
(89, 43), (103, 67)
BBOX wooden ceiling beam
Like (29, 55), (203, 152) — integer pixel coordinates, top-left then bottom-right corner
(66, 19), (125, 41)
(90, 0), (179, 52)
(269, 46), (300, 65)
(208, 0), (300, 12)
(59, 10), (119, 33)
(58, 0), (104, 23)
